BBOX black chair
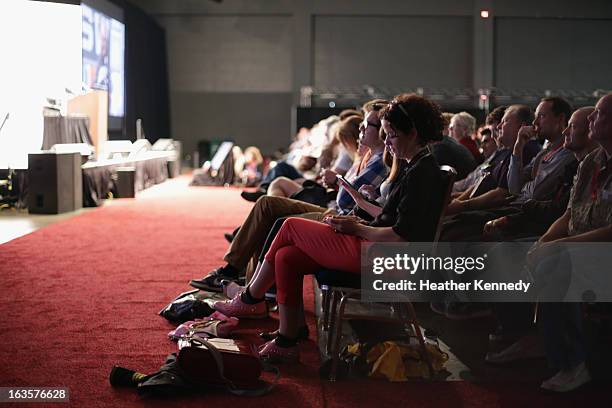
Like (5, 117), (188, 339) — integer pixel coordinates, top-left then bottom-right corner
(315, 165), (457, 381)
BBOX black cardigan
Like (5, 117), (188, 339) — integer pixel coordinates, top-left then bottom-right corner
(369, 150), (447, 242)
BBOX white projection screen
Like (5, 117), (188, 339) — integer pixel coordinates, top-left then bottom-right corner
(81, 1), (125, 125)
(0, 0), (82, 169)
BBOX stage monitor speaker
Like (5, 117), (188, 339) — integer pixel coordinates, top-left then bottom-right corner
(28, 152), (82, 214)
(115, 167), (136, 198)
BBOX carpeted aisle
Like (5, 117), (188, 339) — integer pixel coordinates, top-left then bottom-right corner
(0, 182), (607, 407)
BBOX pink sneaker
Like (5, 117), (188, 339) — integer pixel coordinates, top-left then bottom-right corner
(259, 339), (300, 364)
(213, 293), (268, 319)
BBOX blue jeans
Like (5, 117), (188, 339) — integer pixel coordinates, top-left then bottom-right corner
(260, 161), (302, 189)
(540, 302), (585, 371)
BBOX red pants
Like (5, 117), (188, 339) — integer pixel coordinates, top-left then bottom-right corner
(264, 217), (362, 306)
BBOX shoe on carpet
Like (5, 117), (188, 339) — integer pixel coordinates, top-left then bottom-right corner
(485, 335), (545, 364)
(540, 362), (591, 392)
(259, 325), (310, 342)
(109, 366), (149, 387)
(444, 302), (492, 320)
(240, 189), (266, 202)
(223, 226), (241, 243)
(213, 293), (268, 319)
(258, 339), (300, 364)
(190, 266), (239, 292)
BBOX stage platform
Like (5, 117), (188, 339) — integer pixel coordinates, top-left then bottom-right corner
(3, 151), (176, 211)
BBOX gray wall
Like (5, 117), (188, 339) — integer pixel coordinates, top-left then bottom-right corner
(314, 16), (473, 89)
(161, 14), (293, 155)
(128, 0), (612, 155)
(495, 18), (612, 90)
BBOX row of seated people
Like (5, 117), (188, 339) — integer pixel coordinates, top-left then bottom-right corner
(240, 102), (478, 204)
(191, 93), (612, 393)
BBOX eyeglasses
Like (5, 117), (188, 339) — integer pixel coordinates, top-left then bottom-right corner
(359, 120), (381, 133)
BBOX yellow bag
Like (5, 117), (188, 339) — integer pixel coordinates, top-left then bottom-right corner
(366, 341), (448, 381)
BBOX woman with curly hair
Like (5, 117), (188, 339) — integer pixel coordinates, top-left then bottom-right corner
(214, 94), (450, 363)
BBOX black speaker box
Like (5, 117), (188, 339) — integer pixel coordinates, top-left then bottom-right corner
(27, 152), (82, 214)
(115, 167), (136, 198)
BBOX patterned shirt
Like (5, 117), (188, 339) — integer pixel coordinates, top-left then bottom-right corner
(336, 151), (388, 214)
(568, 147), (612, 236)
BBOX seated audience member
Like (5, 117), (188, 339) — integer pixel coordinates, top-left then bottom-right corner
(442, 98), (575, 241)
(241, 115), (342, 202)
(317, 108), (365, 173)
(235, 146), (264, 186)
(442, 112), (453, 137)
(190, 106), (388, 291)
(450, 111), (483, 163)
(266, 115), (361, 198)
(453, 106), (507, 194)
(213, 94), (449, 362)
(339, 148), (404, 220)
(507, 97), (575, 201)
(479, 127), (498, 160)
(483, 107), (597, 239)
(429, 128), (477, 181)
(497, 94), (612, 392)
(444, 105), (539, 221)
(317, 102), (388, 193)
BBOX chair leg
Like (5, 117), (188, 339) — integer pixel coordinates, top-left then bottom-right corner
(322, 287), (331, 331)
(329, 292), (349, 382)
(326, 290), (339, 355)
(403, 302), (434, 378)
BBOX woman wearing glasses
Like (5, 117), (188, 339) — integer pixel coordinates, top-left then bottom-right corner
(214, 94), (449, 363)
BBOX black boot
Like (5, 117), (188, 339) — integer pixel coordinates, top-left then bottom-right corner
(240, 189), (266, 202)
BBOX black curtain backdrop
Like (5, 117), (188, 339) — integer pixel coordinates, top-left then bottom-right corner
(109, 0), (171, 143)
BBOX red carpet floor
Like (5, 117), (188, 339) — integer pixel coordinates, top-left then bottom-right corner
(0, 182), (608, 407)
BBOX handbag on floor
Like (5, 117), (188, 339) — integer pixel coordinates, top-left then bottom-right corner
(114, 336), (279, 398)
(177, 335), (279, 396)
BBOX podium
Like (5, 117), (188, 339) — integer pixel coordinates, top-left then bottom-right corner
(67, 90), (108, 158)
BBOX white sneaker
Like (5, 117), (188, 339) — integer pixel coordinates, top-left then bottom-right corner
(541, 362), (591, 392)
(485, 335), (544, 364)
